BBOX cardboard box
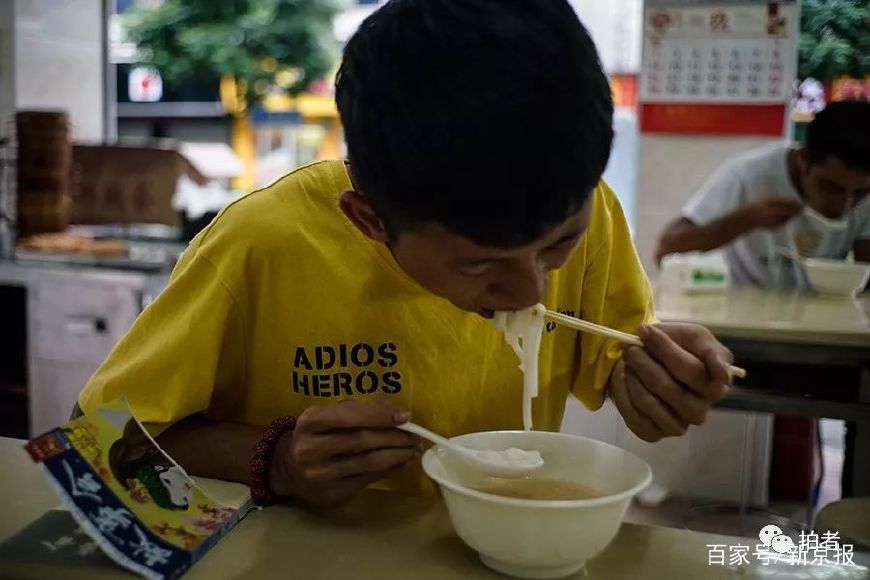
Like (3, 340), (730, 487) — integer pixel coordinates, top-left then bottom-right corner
(71, 144), (206, 226)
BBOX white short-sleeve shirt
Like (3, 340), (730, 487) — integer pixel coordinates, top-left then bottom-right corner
(682, 144), (870, 288)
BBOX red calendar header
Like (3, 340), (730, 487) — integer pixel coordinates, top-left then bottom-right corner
(641, 102), (786, 135)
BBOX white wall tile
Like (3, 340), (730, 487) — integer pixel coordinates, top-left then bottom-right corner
(14, 0), (104, 141)
(0, 0), (15, 126)
(636, 135), (781, 274)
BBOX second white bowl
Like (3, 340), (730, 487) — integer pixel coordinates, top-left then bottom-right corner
(804, 259), (870, 297)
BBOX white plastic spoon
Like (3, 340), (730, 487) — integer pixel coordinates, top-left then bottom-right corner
(398, 422), (544, 478)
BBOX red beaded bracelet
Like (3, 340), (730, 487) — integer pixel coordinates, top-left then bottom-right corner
(249, 415), (296, 506)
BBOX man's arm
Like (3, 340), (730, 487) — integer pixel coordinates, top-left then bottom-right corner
(656, 197), (803, 265)
(71, 247), (418, 508)
(153, 415), (264, 485)
(157, 401), (419, 508)
(572, 183), (734, 441)
(74, 400), (420, 508)
(656, 212), (756, 265)
(72, 403), (262, 484)
(609, 322), (732, 442)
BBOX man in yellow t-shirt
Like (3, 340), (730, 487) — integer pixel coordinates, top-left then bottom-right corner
(78, 0), (733, 507)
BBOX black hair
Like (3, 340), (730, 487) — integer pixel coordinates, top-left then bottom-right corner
(335, 0), (613, 247)
(806, 101), (870, 173)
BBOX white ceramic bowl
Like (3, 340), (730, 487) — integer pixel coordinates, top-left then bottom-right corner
(804, 259), (870, 297)
(422, 430), (652, 579)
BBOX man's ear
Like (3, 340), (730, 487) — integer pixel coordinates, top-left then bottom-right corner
(340, 190), (389, 242)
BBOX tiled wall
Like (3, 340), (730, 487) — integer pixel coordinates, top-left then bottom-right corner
(570, 0), (642, 74)
(335, 0), (644, 75)
(634, 134), (782, 275)
(13, 0), (104, 141)
(624, 133), (786, 504)
(0, 0), (14, 126)
(562, 397), (773, 505)
(604, 110), (640, 229)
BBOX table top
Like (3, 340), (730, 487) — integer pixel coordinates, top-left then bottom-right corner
(656, 288), (870, 348)
(1, 436), (867, 580)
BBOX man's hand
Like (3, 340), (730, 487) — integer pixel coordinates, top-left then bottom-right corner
(269, 399), (420, 507)
(609, 323), (733, 442)
(743, 197), (803, 229)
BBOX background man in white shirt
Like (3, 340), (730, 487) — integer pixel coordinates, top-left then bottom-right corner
(656, 101), (870, 288)
(656, 101), (870, 500)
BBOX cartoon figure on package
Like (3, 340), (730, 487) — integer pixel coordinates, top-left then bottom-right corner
(109, 419), (194, 511)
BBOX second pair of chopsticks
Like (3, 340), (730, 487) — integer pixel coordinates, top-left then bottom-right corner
(542, 309), (747, 379)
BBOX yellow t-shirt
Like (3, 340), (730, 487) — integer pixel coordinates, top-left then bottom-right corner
(79, 160), (653, 493)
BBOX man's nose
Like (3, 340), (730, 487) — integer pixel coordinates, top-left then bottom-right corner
(489, 262), (549, 309)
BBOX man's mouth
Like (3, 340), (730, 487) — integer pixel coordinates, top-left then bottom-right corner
(477, 305), (536, 318)
(477, 308), (495, 319)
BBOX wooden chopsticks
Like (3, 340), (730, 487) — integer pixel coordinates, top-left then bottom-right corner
(542, 309), (747, 380)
